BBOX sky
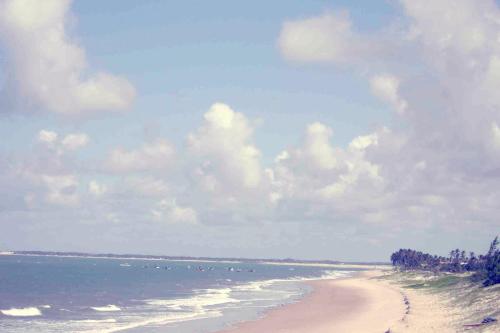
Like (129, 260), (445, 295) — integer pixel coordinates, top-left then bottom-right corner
(0, 0), (499, 261)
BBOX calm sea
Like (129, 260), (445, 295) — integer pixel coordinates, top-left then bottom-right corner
(0, 255), (355, 332)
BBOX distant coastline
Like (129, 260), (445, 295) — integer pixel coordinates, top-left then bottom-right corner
(1, 250), (390, 267)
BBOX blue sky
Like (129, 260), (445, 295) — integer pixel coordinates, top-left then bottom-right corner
(1, 0), (395, 155)
(0, 0), (498, 261)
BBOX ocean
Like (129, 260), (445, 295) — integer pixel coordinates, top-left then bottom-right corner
(0, 254), (355, 333)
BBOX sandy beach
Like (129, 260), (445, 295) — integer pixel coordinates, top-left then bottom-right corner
(218, 270), (475, 333)
(219, 271), (405, 333)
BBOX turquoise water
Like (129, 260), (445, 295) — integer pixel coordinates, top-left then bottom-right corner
(0, 255), (355, 332)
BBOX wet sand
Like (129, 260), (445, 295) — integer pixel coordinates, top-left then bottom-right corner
(219, 271), (406, 333)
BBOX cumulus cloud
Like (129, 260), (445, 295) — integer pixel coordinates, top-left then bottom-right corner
(152, 199), (198, 224)
(41, 174), (79, 207)
(399, 0), (500, 135)
(270, 0), (500, 234)
(303, 122), (338, 170)
(188, 103), (262, 191)
(38, 130), (58, 145)
(124, 176), (169, 197)
(37, 129), (89, 153)
(10, 131), (89, 208)
(370, 74), (407, 114)
(0, 0), (135, 115)
(88, 180), (107, 197)
(278, 11), (392, 65)
(3, 0), (500, 256)
(491, 122), (500, 149)
(61, 133), (89, 151)
(279, 11), (356, 63)
(272, 123), (383, 211)
(104, 139), (175, 173)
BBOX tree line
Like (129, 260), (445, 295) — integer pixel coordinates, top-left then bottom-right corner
(390, 236), (499, 286)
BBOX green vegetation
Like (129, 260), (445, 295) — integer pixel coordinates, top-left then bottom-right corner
(380, 270), (500, 330)
(390, 236), (500, 287)
(403, 275), (463, 290)
(484, 237), (500, 286)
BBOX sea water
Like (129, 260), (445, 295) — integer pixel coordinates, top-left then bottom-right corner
(0, 255), (355, 333)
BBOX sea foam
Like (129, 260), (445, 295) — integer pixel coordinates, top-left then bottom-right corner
(83, 312), (213, 333)
(0, 307), (42, 317)
(90, 305), (121, 312)
(146, 287), (239, 310)
(75, 319), (117, 323)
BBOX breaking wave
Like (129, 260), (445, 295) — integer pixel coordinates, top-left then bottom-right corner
(0, 307), (42, 317)
(90, 305), (121, 312)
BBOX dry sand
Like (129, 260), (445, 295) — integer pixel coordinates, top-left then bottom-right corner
(218, 271), (462, 333)
(219, 271), (404, 333)
(390, 284), (458, 333)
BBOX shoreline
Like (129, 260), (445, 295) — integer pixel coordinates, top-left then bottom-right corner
(217, 270), (406, 333)
(216, 269), (486, 333)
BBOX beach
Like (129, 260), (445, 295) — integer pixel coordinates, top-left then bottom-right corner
(219, 270), (464, 333)
(220, 271), (404, 333)
(1, 255), (497, 333)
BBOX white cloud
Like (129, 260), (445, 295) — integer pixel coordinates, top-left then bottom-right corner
(348, 133), (379, 151)
(0, 0), (135, 115)
(271, 122), (383, 213)
(268, 0), (500, 233)
(37, 129), (89, 152)
(3, 0), (500, 255)
(88, 180), (107, 197)
(370, 74), (407, 114)
(38, 130), (58, 144)
(270, 123), (341, 203)
(105, 139), (175, 173)
(41, 174), (79, 207)
(188, 103), (262, 190)
(278, 11), (390, 65)
(304, 122), (337, 170)
(279, 11), (355, 63)
(152, 199), (198, 224)
(402, 0), (491, 56)
(491, 122), (500, 149)
(125, 176), (169, 197)
(61, 133), (89, 151)
(105, 212), (120, 224)
(421, 194), (447, 206)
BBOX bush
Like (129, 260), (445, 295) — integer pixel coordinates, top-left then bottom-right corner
(483, 237), (499, 287)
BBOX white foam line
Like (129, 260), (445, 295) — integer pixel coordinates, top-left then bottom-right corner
(79, 270), (352, 333)
(83, 310), (220, 333)
(91, 305), (121, 312)
(0, 307), (42, 317)
(75, 319), (117, 323)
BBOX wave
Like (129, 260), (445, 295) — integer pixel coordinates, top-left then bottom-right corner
(0, 307), (42, 317)
(79, 281), (292, 333)
(76, 319), (117, 323)
(0, 269), (353, 333)
(146, 287), (239, 310)
(90, 305), (121, 312)
(82, 311), (214, 333)
(233, 269), (350, 292)
(144, 269), (351, 312)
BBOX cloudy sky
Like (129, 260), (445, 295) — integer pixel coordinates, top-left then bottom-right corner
(0, 0), (499, 261)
